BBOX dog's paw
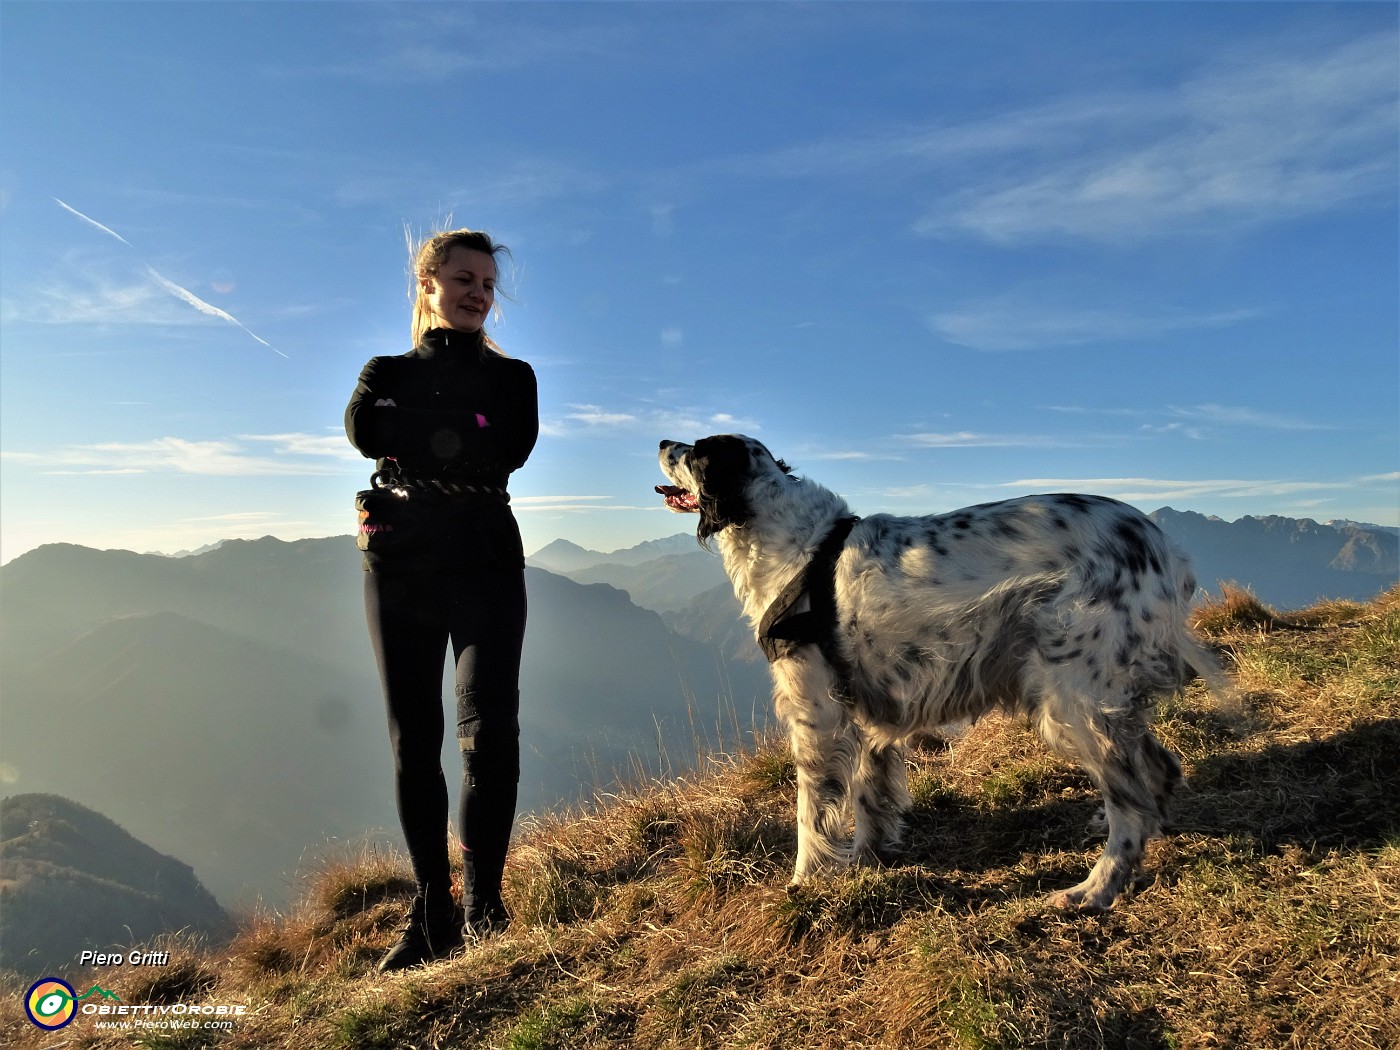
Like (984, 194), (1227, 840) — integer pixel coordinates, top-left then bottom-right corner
(786, 875), (825, 897)
(1047, 886), (1113, 914)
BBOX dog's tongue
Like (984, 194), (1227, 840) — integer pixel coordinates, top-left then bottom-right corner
(655, 485), (699, 511)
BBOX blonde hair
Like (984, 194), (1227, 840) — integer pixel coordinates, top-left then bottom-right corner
(408, 227), (513, 352)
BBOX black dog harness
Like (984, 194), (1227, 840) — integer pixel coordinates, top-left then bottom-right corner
(757, 516), (861, 667)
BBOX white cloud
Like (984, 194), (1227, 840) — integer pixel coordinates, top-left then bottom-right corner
(1, 274), (198, 327)
(513, 495), (614, 506)
(896, 402), (1335, 452)
(38, 198), (286, 355)
(564, 405), (640, 427)
(1164, 403), (1332, 432)
(930, 300), (1259, 352)
(913, 31), (1398, 243)
(53, 198), (132, 247)
(143, 266), (286, 357)
(512, 495), (664, 514)
(1140, 403), (1335, 440)
(1042, 402), (1334, 437)
(3, 433), (358, 476)
(242, 432), (374, 460)
(270, 8), (636, 84)
(546, 403), (762, 437)
(254, 22), (1396, 253)
(800, 449), (903, 463)
(1044, 405), (1143, 418)
(998, 476), (1354, 503)
(657, 29), (1395, 248)
(902, 431), (1083, 449)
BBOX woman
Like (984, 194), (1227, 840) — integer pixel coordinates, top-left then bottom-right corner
(345, 228), (538, 972)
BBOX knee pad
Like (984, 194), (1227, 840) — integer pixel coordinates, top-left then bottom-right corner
(455, 687), (520, 781)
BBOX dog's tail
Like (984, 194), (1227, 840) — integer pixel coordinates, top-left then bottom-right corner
(1174, 620), (1235, 701)
(1167, 554), (1240, 716)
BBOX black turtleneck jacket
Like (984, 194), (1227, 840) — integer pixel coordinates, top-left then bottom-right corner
(346, 328), (538, 569)
(345, 328), (538, 490)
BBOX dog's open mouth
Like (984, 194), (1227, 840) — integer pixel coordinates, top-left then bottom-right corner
(655, 485), (699, 512)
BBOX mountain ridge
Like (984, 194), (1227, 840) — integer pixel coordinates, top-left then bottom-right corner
(1146, 506), (1397, 607)
(526, 508), (1398, 638)
(527, 533), (698, 572)
(0, 793), (233, 976)
(1, 506), (1394, 911)
(0, 538), (771, 910)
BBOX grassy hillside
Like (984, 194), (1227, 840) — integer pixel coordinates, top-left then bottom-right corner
(1, 794), (232, 975)
(6, 588), (1397, 1049)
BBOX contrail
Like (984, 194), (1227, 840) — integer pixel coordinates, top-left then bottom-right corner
(54, 198), (133, 246)
(54, 197), (286, 357)
(145, 266), (289, 358)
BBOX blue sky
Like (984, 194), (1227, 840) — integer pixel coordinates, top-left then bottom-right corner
(1, 1), (1396, 565)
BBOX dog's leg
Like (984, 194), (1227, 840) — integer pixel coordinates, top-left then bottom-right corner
(773, 657), (859, 887)
(1037, 697), (1181, 912)
(851, 738), (910, 864)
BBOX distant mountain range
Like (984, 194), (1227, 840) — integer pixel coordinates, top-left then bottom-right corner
(535, 510), (1398, 658)
(528, 533), (698, 571)
(1, 509), (1393, 915)
(1147, 509), (1397, 610)
(532, 551), (720, 614)
(0, 538), (771, 910)
(1, 793), (231, 976)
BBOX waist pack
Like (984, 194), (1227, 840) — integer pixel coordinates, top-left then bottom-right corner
(355, 472), (431, 553)
(355, 468), (511, 554)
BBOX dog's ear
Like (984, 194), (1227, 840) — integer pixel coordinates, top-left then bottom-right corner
(748, 439), (794, 477)
(689, 435), (753, 541)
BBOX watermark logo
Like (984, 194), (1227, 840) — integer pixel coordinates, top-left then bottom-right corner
(26, 978), (76, 1030)
(24, 979), (120, 1030)
(22, 971), (243, 1034)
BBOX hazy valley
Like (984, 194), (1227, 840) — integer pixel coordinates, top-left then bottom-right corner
(0, 508), (1394, 971)
(0, 536), (773, 917)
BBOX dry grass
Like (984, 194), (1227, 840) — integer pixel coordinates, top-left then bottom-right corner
(1191, 581), (1394, 633)
(6, 588), (1397, 1049)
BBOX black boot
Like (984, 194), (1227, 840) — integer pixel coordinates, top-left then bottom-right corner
(377, 892), (464, 972)
(460, 773), (518, 943)
(461, 833), (514, 942)
(463, 893), (511, 942)
(457, 688), (521, 944)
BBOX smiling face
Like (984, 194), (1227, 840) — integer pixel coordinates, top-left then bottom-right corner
(419, 246), (496, 333)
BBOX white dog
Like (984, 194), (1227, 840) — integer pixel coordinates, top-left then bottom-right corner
(657, 434), (1225, 911)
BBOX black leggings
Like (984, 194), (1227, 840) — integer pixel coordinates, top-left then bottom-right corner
(364, 558), (526, 906)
